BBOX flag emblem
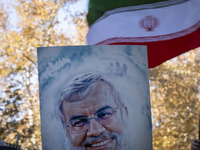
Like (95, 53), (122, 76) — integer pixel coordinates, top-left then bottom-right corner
(140, 16), (159, 31)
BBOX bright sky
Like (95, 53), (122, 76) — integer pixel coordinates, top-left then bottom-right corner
(71, 0), (89, 12)
(55, 0), (89, 34)
(3, 0), (89, 32)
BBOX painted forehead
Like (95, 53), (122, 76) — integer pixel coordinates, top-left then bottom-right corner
(66, 80), (117, 102)
(62, 81), (119, 120)
(64, 81), (118, 105)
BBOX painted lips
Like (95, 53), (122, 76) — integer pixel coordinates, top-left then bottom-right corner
(91, 139), (111, 147)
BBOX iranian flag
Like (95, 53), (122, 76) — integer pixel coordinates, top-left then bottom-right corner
(86, 0), (200, 68)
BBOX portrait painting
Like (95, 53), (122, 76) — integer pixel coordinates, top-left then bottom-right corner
(37, 45), (152, 150)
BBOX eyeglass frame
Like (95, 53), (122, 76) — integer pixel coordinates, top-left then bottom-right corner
(64, 105), (122, 134)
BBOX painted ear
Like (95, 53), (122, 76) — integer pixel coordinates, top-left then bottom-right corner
(124, 106), (128, 116)
(66, 128), (70, 136)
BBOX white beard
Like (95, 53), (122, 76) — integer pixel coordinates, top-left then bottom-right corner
(64, 138), (84, 150)
(63, 128), (128, 150)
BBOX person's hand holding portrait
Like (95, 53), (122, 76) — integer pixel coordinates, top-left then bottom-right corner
(191, 139), (200, 150)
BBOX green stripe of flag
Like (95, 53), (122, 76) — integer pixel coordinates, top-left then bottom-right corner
(87, 0), (169, 26)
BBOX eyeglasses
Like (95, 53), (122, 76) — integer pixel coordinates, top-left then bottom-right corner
(64, 107), (120, 134)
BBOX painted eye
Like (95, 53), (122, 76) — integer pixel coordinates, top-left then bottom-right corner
(97, 109), (113, 120)
(71, 118), (87, 127)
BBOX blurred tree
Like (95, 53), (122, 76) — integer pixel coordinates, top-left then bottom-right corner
(0, 0), (199, 150)
(150, 49), (200, 150)
(0, 0), (87, 149)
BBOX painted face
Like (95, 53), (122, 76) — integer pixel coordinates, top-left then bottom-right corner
(62, 81), (124, 150)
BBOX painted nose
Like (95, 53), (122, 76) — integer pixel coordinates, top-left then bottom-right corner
(87, 118), (106, 137)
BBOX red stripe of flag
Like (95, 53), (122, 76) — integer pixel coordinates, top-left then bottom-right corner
(97, 26), (200, 68)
